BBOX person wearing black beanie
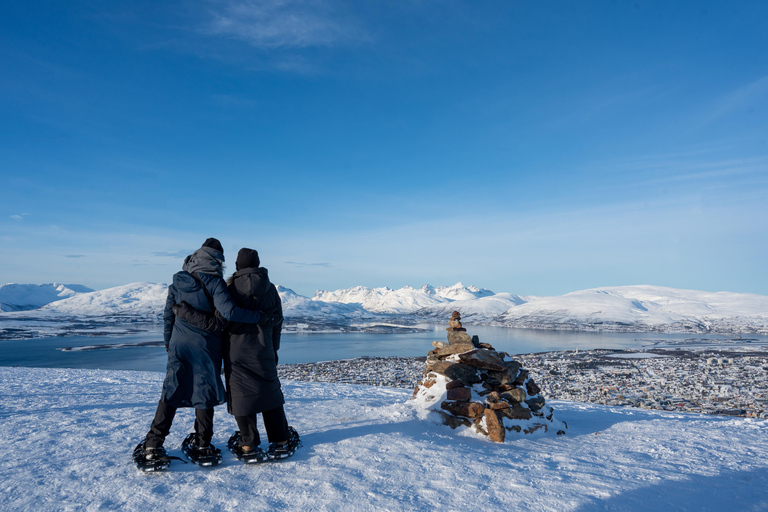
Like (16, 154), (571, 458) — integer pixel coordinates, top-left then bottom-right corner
(236, 247), (260, 270)
(202, 237), (224, 254)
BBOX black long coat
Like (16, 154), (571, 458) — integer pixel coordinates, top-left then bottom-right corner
(223, 266), (285, 416)
(161, 246), (261, 409)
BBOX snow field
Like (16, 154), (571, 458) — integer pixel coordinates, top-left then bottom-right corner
(1, 367), (767, 511)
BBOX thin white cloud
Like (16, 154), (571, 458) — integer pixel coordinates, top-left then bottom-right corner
(285, 261), (333, 268)
(702, 75), (768, 125)
(10, 213), (30, 221)
(203, 0), (365, 49)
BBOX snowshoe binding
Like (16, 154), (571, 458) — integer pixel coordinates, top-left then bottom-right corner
(180, 433), (223, 467)
(132, 440), (172, 473)
(227, 431), (268, 464)
(267, 426), (302, 461)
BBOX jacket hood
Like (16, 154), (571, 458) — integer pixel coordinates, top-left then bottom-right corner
(172, 270), (200, 292)
(232, 267), (271, 296)
(182, 246), (225, 277)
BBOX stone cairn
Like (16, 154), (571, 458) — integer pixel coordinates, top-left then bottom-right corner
(412, 311), (566, 442)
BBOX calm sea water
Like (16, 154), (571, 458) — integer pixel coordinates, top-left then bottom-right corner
(2, 324), (765, 372)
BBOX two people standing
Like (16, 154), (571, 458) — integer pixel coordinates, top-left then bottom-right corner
(136, 238), (298, 471)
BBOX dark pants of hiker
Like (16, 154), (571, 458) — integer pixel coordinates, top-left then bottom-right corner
(235, 406), (289, 447)
(145, 400), (214, 448)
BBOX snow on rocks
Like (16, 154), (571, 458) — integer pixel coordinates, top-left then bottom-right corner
(412, 311), (566, 441)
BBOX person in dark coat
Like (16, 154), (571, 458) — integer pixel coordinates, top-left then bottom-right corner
(142, 238), (262, 462)
(175, 247), (298, 461)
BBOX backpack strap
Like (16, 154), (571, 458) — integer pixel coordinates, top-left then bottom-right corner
(188, 271), (215, 310)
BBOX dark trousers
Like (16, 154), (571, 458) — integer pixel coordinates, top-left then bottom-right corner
(235, 406), (289, 447)
(145, 400), (214, 448)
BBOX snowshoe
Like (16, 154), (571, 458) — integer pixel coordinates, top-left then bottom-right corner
(227, 431), (268, 464)
(267, 426), (302, 461)
(132, 440), (172, 473)
(180, 433), (223, 467)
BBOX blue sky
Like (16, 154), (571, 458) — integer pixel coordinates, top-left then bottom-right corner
(1, 0), (767, 297)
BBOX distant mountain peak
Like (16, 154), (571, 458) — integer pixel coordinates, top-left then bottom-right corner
(0, 283), (95, 312)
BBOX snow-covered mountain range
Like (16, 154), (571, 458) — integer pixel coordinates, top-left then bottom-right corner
(0, 283), (94, 312)
(1, 281), (767, 335)
(312, 283), (495, 314)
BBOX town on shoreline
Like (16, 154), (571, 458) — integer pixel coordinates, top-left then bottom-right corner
(277, 347), (768, 419)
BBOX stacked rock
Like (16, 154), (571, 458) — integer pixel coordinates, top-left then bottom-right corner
(412, 311), (566, 442)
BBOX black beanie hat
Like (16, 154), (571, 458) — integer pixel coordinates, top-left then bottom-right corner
(202, 237), (223, 253)
(236, 248), (260, 271)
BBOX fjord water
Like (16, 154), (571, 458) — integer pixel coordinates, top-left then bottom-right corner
(2, 325), (765, 372)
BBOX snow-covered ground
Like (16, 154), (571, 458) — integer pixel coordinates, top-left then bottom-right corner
(1, 366), (767, 511)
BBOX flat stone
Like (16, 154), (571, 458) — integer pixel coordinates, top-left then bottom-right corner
(486, 391), (500, 403)
(424, 353), (440, 372)
(422, 379), (436, 389)
(500, 388), (527, 403)
(441, 363), (482, 385)
(487, 369), (516, 386)
(504, 360), (521, 375)
(525, 396), (546, 413)
(478, 343), (495, 350)
(432, 341), (448, 349)
(497, 384), (515, 392)
(445, 379), (465, 390)
(447, 387), (471, 402)
(500, 402), (532, 420)
(489, 401), (510, 410)
(526, 379), (541, 396)
(457, 349), (506, 371)
(429, 360), (454, 376)
(484, 408), (506, 443)
(440, 401), (485, 418)
(447, 330), (473, 345)
(433, 410), (472, 430)
(513, 369), (529, 386)
(434, 343), (474, 358)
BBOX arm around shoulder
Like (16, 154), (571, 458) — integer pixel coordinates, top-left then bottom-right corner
(208, 276), (261, 324)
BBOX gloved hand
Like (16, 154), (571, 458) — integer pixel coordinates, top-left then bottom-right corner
(257, 311), (271, 326)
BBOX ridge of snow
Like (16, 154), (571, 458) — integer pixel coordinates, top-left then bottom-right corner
(312, 282), (494, 314)
(40, 282), (168, 317)
(498, 285), (768, 332)
(0, 283), (94, 311)
(278, 285), (373, 320)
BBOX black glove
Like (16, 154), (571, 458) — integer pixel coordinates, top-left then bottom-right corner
(257, 311), (271, 326)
